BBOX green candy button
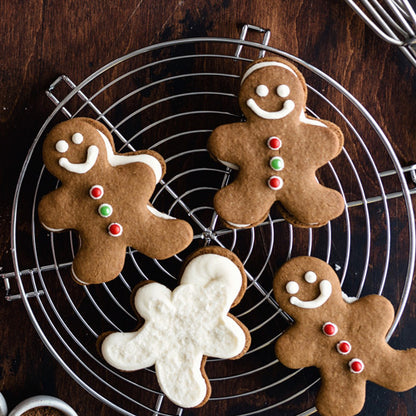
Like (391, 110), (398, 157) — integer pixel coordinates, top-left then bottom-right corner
(270, 156), (284, 171)
(98, 203), (113, 218)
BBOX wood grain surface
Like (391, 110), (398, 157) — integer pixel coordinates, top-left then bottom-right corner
(1, 0), (416, 415)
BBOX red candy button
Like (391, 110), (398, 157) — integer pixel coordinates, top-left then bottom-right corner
(322, 322), (338, 336)
(89, 185), (104, 200)
(349, 358), (364, 374)
(268, 176), (283, 191)
(108, 222), (123, 237)
(336, 340), (351, 355)
(267, 136), (282, 150)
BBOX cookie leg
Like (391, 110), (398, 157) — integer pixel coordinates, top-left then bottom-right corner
(71, 234), (127, 284)
(214, 180), (275, 228)
(155, 351), (210, 408)
(316, 372), (367, 416)
(279, 183), (344, 227)
(369, 347), (416, 391)
(132, 214), (193, 260)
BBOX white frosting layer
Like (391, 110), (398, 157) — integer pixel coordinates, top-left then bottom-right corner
(146, 204), (175, 220)
(101, 252), (247, 408)
(97, 131), (163, 183)
(241, 61), (298, 84)
(226, 220), (252, 228)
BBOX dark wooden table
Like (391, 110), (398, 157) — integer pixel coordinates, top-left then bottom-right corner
(1, 1), (416, 415)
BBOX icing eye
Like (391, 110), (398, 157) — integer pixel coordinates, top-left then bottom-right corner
(304, 271), (317, 283)
(72, 132), (84, 144)
(286, 281), (299, 295)
(55, 140), (69, 153)
(256, 84), (269, 97)
(277, 84), (290, 98)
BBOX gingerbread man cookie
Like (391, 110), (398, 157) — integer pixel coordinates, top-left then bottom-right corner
(38, 118), (193, 285)
(207, 57), (344, 228)
(273, 256), (416, 416)
(99, 246), (251, 408)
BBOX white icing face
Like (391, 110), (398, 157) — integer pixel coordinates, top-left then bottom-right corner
(242, 62), (296, 120)
(241, 61), (329, 128)
(246, 94), (295, 120)
(100, 252), (248, 408)
(55, 140), (69, 153)
(55, 129), (163, 182)
(56, 131), (99, 174)
(58, 145), (99, 174)
(286, 271), (332, 309)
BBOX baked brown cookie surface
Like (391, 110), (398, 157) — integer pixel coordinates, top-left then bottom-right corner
(38, 117), (193, 284)
(273, 256), (416, 416)
(99, 246), (251, 408)
(207, 57), (344, 228)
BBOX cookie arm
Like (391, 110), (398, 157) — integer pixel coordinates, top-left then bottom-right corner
(299, 120), (344, 166)
(275, 325), (319, 369)
(207, 123), (246, 168)
(354, 296), (416, 391)
(130, 213), (193, 260)
(368, 347), (416, 391)
(101, 324), (157, 371)
(38, 188), (78, 231)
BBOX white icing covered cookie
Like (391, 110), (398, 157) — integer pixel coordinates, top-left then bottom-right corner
(99, 246), (251, 408)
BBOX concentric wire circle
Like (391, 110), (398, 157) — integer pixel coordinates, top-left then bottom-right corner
(11, 37), (416, 415)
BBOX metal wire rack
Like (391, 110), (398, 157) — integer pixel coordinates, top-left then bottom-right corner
(344, 0), (416, 66)
(3, 25), (416, 415)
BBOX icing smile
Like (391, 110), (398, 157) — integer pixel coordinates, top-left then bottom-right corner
(288, 279), (332, 309)
(246, 98), (295, 120)
(59, 145), (99, 174)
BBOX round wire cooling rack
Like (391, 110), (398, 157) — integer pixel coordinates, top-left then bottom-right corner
(7, 26), (416, 416)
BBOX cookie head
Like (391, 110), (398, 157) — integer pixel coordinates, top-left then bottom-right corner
(239, 58), (307, 122)
(273, 257), (342, 319)
(42, 118), (115, 182)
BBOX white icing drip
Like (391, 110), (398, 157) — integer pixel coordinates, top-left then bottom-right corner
(101, 252), (247, 408)
(300, 112), (327, 127)
(55, 140), (69, 153)
(286, 281), (299, 295)
(41, 222), (64, 232)
(247, 98), (295, 120)
(96, 130), (163, 183)
(71, 264), (89, 285)
(226, 221), (252, 228)
(218, 159), (239, 170)
(277, 84), (290, 98)
(304, 271), (317, 283)
(241, 61), (298, 84)
(290, 279), (332, 309)
(342, 292), (358, 303)
(59, 145), (99, 174)
(256, 84), (269, 97)
(72, 132), (84, 144)
(146, 205), (175, 220)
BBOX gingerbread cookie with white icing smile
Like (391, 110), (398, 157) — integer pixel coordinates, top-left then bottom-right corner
(207, 57), (344, 228)
(273, 256), (416, 416)
(38, 117), (193, 285)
